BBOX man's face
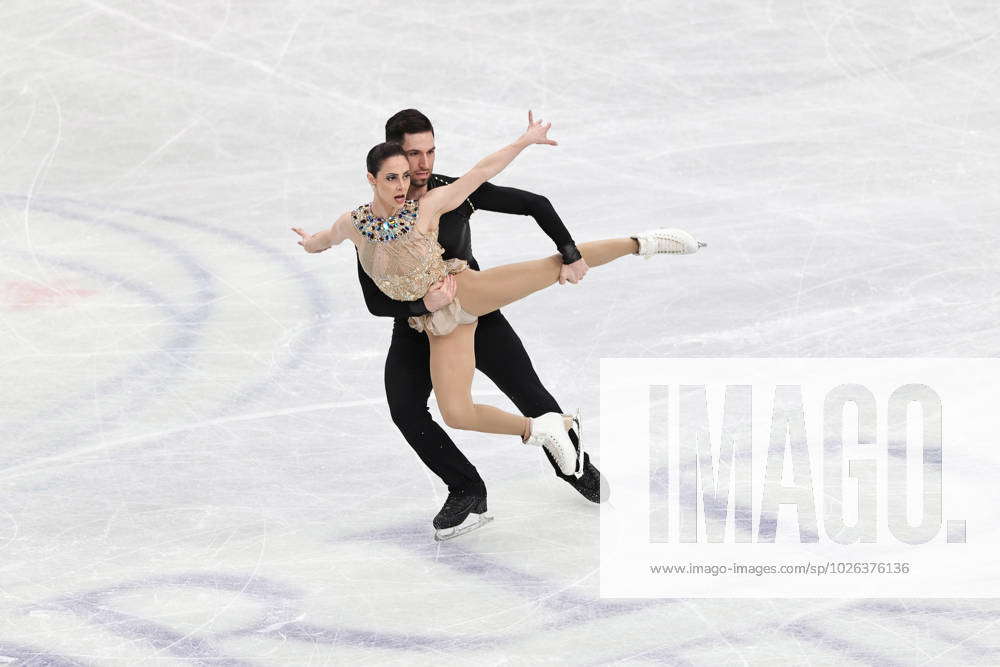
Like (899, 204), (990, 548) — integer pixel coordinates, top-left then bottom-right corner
(400, 131), (435, 188)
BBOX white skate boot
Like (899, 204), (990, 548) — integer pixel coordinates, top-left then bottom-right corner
(632, 228), (706, 258)
(525, 412), (584, 478)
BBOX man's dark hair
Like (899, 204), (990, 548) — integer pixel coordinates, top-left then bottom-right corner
(385, 109), (434, 143)
(366, 142), (406, 175)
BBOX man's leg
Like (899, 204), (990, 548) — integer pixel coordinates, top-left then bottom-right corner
(473, 310), (562, 418)
(385, 320), (486, 496)
(473, 310), (606, 501)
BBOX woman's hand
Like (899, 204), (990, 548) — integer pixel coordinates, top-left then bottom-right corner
(422, 113), (557, 218)
(292, 227), (330, 253)
(520, 110), (558, 147)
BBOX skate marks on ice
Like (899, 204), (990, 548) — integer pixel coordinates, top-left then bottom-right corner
(0, 642), (87, 666)
(0, 0), (998, 663)
(0, 193), (336, 474)
(333, 498), (1000, 664)
(1, 199), (998, 662)
(8, 541), (1000, 664)
(15, 571), (504, 663)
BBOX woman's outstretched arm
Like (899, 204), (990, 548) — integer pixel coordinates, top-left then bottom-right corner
(421, 112), (557, 219)
(292, 212), (459, 317)
(292, 211), (353, 253)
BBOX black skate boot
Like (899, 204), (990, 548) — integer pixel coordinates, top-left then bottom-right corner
(545, 427), (610, 503)
(433, 491), (492, 541)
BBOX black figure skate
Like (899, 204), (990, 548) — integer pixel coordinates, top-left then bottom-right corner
(433, 491), (493, 541)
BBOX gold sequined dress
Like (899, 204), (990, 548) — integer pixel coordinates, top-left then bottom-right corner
(351, 200), (477, 336)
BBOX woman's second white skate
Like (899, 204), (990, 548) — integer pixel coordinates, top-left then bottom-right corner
(632, 228), (706, 258)
(525, 412), (583, 478)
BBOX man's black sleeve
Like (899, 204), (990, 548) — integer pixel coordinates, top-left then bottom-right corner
(355, 251), (430, 318)
(468, 182), (582, 264)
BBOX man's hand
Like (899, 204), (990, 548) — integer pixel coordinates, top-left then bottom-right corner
(423, 274), (457, 312)
(559, 257), (589, 285)
(292, 227), (330, 253)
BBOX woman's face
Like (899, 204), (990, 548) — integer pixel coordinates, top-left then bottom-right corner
(368, 155), (411, 211)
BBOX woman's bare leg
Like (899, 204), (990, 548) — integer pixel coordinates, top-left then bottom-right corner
(425, 237), (640, 435)
(458, 237), (638, 316)
(428, 321), (527, 436)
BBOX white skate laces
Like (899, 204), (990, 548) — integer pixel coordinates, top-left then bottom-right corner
(632, 228), (705, 258)
(524, 412), (584, 478)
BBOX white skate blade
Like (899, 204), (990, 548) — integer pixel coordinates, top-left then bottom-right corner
(433, 512), (493, 542)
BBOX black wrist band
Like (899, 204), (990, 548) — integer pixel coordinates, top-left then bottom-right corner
(559, 242), (582, 265)
(409, 299), (430, 317)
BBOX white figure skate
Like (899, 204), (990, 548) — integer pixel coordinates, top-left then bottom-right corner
(632, 228), (706, 258)
(525, 412), (583, 478)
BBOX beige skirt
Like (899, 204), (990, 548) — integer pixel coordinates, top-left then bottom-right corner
(407, 258), (478, 336)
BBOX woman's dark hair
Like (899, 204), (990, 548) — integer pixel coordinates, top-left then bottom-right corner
(366, 142), (406, 175)
(385, 109), (434, 143)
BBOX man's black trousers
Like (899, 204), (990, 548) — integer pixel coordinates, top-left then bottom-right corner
(384, 309), (566, 495)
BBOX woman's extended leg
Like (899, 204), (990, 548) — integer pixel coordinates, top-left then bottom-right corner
(428, 321), (528, 436)
(458, 237), (639, 316)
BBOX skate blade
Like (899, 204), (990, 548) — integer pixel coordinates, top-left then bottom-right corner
(570, 410), (584, 479)
(434, 513), (493, 542)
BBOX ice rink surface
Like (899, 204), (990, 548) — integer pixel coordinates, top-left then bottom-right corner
(1, 0), (999, 663)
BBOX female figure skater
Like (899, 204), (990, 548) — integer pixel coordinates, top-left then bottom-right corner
(292, 114), (703, 486)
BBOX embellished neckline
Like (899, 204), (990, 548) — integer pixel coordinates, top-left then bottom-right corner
(354, 200), (418, 242)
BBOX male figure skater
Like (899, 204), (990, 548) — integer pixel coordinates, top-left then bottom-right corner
(357, 109), (607, 540)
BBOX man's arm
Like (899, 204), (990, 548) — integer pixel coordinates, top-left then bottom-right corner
(355, 251), (432, 318)
(468, 182), (583, 264)
(354, 252), (459, 319)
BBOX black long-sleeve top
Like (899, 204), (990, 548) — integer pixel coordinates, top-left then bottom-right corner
(355, 173), (579, 319)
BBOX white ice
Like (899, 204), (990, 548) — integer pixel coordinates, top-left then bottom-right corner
(1, 0), (999, 664)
